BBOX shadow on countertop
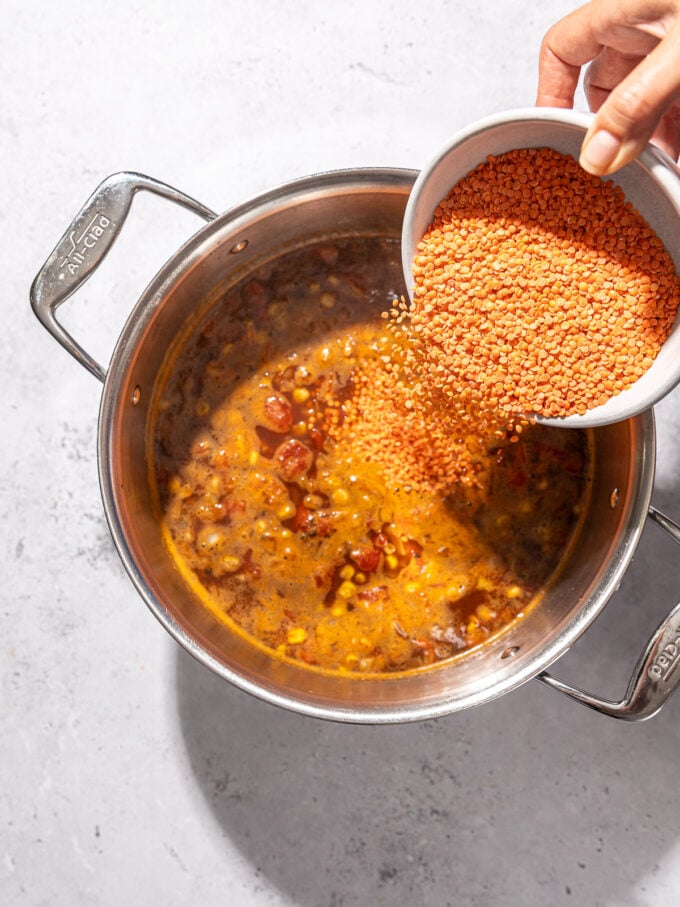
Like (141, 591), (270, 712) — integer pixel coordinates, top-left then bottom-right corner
(175, 493), (680, 907)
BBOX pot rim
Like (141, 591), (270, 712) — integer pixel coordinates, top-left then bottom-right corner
(96, 167), (658, 723)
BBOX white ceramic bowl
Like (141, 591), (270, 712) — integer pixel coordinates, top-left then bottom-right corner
(401, 107), (680, 427)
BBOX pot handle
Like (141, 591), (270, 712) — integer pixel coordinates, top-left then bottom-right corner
(30, 171), (218, 382)
(537, 505), (680, 720)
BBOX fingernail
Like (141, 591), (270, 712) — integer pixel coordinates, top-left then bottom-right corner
(580, 129), (621, 174)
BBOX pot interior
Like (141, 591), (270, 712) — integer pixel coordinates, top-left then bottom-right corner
(99, 169), (655, 721)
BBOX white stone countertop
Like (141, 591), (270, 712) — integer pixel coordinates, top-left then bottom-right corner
(4, 2), (680, 905)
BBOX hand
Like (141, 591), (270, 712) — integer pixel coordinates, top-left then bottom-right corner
(536, 0), (680, 175)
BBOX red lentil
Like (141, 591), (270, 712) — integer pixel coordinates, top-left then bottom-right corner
(329, 337), (492, 495)
(406, 147), (680, 420)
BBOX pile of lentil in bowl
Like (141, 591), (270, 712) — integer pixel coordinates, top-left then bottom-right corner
(403, 146), (680, 422)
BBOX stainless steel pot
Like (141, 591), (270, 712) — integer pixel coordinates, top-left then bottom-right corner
(31, 169), (680, 723)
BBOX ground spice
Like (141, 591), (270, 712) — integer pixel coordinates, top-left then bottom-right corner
(403, 146), (680, 421)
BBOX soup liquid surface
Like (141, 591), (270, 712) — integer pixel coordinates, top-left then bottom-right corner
(151, 237), (591, 674)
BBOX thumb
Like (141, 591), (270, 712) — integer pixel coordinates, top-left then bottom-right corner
(580, 26), (680, 175)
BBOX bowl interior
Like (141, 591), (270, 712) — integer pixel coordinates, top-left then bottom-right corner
(401, 107), (680, 428)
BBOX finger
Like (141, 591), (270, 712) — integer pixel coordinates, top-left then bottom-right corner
(584, 88), (680, 161)
(536, 5), (604, 107)
(536, 0), (664, 108)
(536, 45), (582, 108)
(580, 23), (680, 174)
(584, 47), (644, 111)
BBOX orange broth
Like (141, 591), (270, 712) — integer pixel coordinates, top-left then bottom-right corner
(150, 236), (591, 674)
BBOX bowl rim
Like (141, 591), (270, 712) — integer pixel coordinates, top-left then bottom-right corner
(400, 106), (680, 429)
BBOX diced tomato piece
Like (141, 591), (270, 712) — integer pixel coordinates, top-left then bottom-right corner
(314, 513), (333, 538)
(274, 439), (314, 482)
(404, 538), (423, 559)
(289, 503), (312, 533)
(288, 505), (333, 538)
(314, 565), (334, 589)
(357, 585), (388, 604)
(262, 393), (293, 433)
(297, 647), (318, 665)
(224, 498), (247, 517)
(350, 543), (381, 573)
(308, 428), (325, 450)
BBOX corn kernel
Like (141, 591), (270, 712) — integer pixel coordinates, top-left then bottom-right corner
(331, 488), (349, 505)
(446, 582), (468, 600)
(339, 564), (355, 580)
(467, 616), (480, 634)
(287, 627), (307, 645)
(292, 421), (307, 436)
(345, 654), (360, 666)
(331, 603), (346, 617)
(293, 387), (310, 404)
(277, 502), (296, 521)
(354, 572), (366, 585)
(476, 603), (495, 622)
(248, 450), (259, 466)
(385, 554), (399, 571)
(507, 585), (522, 599)
(170, 476), (191, 497)
(222, 556), (241, 573)
(338, 581), (357, 600)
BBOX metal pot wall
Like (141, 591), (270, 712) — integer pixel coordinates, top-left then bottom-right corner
(31, 169), (680, 722)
